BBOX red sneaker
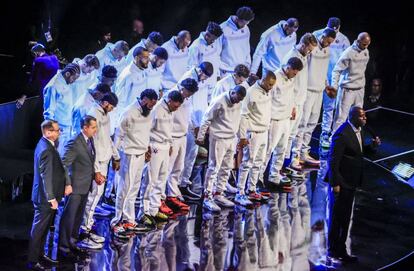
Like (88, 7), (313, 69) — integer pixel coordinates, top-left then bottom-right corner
(160, 200), (174, 216)
(260, 191), (271, 198)
(248, 191), (262, 201)
(166, 197), (190, 211)
(122, 221), (136, 231)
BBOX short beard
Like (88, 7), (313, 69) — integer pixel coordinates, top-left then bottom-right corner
(141, 104), (151, 117)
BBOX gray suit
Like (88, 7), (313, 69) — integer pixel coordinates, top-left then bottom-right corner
(28, 137), (66, 263)
(58, 133), (95, 253)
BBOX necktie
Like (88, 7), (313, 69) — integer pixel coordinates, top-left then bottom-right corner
(87, 138), (95, 156)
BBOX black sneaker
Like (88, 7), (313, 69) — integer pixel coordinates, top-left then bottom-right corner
(179, 186), (201, 201)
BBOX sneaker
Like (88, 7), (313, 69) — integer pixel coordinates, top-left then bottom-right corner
(122, 221), (138, 232)
(166, 196), (190, 212)
(213, 193), (235, 208)
(320, 132), (331, 149)
(280, 176), (293, 193)
(301, 153), (320, 166)
(179, 185), (201, 201)
(123, 221), (152, 233)
(225, 182), (238, 194)
(89, 231), (105, 243)
(160, 200), (174, 216)
(112, 223), (129, 239)
(284, 167), (306, 180)
(290, 158), (303, 171)
(203, 197), (221, 212)
(234, 194), (253, 206)
(139, 214), (157, 229)
(248, 191), (262, 201)
(77, 238), (103, 250)
(94, 205), (112, 217)
(154, 211), (169, 222)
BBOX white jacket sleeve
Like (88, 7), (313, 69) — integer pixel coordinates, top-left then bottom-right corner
(114, 114), (128, 151)
(197, 102), (218, 141)
(245, 29), (252, 67)
(188, 45), (200, 69)
(251, 33), (269, 74)
(331, 53), (351, 90)
(238, 94), (251, 139)
(43, 86), (57, 121)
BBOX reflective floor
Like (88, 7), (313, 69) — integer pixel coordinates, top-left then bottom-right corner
(1, 107), (414, 271)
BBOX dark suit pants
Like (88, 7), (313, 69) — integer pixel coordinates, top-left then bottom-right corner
(28, 202), (56, 262)
(58, 193), (88, 252)
(328, 187), (355, 256)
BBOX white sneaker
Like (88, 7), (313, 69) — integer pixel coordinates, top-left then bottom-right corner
(225, 182), (238, 194)
(77, 238), (103, 250)
(290, 158), (302, 171)
(301, 153), (320, 166)
(213, 194), (235, 208)
(89, 231), (105, 243)
(203, 197), (221, 212)
(234, 194), (253, 206)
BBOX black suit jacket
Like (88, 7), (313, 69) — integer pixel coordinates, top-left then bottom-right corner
(31, 137), (66, 204)
(328, 122), (374, 190)
(62, 133), (95, 195)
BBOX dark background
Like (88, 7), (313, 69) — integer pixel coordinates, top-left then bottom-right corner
(0, 0), (412, 110)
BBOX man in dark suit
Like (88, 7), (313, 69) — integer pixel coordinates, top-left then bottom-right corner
(28, 120), (66, 271)
(58, 115), (100, 259)
(327, 106), (381, 264)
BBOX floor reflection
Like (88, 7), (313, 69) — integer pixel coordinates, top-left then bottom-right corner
(58, 162), (330, 271)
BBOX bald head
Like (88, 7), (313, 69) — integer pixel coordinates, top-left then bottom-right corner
(356, 32), (371, 50)
(358, 32), (371, 41)
(349, 106), (367, 128)
(176, 30), (191, 49)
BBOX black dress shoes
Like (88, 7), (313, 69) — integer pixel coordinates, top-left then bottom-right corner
(338, 253), (358, 263)
(27, 262), (47, 271)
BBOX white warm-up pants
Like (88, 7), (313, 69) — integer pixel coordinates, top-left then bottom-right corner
(286, 104), (303, 159)
(110, 151), (145, 226)
(83, 159), (110, 230)
(238, 131), (268, 194)
(180, 131), (198, 187)
(165, 136), (187, 198)
(204, 136), (236, 196)
(332, 87), (364, 133)
(141, 143), (170, 216)
(262, 118), (291, 184)
(293, 90), (323, 159)
(321, 91), (336, 134)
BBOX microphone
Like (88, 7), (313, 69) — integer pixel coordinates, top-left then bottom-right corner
(365, 125), (378, 138)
